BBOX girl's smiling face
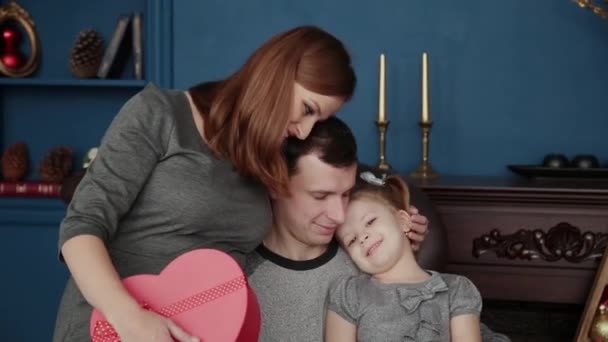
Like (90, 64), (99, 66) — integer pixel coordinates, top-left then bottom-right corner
(337, 197), (412, 275)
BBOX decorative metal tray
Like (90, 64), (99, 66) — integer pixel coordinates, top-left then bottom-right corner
(507, 165), (608, 179)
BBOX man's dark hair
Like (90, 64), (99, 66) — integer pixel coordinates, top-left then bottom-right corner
(283, 116), (358, 176)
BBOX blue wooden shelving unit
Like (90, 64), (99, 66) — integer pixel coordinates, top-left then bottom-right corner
(0, 78), (148, 87)
(0, 1), (172, 340)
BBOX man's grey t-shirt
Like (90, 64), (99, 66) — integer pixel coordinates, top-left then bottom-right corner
(246, 241), (358, 342)
(53, 83), (272, 342)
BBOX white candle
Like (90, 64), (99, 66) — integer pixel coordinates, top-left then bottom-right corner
(421, 52), (430, 123)
(378, 53), (386, 122)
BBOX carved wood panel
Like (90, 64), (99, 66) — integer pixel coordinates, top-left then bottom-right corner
(412, 175), (608, 304)
(473, 222), (608, 263)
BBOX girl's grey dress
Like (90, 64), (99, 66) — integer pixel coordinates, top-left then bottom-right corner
(327, 271), (482, 342)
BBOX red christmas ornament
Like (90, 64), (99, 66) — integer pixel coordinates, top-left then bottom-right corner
(1, 26), (24, 69)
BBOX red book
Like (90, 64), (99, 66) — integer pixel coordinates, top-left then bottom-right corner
(0, 181), (61, 197)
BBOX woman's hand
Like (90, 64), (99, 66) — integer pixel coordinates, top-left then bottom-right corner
(406, 206), (429, 251)
(61, 236), (199, 342)
(111, 306), (200, 342)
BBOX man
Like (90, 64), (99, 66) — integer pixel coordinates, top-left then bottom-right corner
(245, 116), (428, 341)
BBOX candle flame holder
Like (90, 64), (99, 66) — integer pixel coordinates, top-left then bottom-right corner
(409, 121), (439, 179)
(376, 120), (390, 172)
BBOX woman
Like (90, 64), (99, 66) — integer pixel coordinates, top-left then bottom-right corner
(53, 25), (356, 342)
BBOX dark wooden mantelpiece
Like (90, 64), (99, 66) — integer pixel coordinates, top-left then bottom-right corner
(410, 175), (608, 304)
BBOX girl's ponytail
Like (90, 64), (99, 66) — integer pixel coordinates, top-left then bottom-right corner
(384, 174), (410, 211)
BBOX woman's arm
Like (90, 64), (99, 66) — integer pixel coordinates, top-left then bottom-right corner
(325, 310), (356, 342)
(450, 313), (482, 342)
(407, 206), (428, 251)
(62, 235), (136, 318)
(62, 235), (198, 342)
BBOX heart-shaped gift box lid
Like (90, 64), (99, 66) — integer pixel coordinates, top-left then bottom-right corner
(90, 248), (260, 342)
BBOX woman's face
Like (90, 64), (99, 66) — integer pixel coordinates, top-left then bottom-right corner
(286, 83), (345, 139)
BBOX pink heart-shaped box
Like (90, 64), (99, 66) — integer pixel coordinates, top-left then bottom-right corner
(90, 249), (260, 341)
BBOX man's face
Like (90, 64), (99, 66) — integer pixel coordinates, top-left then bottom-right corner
(271, 153), (357, 249)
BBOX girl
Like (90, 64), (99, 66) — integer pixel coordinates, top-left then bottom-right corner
(325, 171), (483, 342)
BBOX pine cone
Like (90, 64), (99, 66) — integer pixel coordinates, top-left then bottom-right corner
(69, 29), (104, 78)
(1, 142), (29, 181)
(39, 146), (73, 183)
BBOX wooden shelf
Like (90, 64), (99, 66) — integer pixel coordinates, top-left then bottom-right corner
(0, 2), (172, 341)
(0, 196), (65, 225)
(0, 78), (147, 87)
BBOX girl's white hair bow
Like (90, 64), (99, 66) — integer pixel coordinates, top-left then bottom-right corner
(360, 171), (385, 186)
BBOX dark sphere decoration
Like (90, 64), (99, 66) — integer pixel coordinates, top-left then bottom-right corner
(571, 154), (599, 169)
(542, 154), (569, 168)
(1, 141), (29, 181)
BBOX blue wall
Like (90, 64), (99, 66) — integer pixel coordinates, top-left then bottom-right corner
(173, 0), (608, 175)
(0, 198), (68, 340)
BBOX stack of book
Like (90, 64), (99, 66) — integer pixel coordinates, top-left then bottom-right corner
(97, 12), (143, 80)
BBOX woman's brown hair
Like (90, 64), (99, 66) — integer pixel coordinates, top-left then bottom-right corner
(351, 173), (411, 212)
(188, 26), (356, 194)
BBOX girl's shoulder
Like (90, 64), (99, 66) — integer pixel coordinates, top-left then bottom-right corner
(437, 273), (477, 291)
(437, 272), (482, 315)
(438, 272), (472, 285)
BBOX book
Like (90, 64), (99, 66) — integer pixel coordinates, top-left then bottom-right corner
(97, 14), (132, 79)
(0, 181), (61, 197)
(132, 12), (143, 80)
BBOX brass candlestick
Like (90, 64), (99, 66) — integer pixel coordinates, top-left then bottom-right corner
(376, 120), (391, 171)
(409, 121), (439, 179)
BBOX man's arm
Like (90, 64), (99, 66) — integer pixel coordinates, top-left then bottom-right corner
(325, 310), (356, 342)
(450, 314), (482, 342)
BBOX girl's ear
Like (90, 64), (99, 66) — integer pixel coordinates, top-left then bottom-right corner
(397, 209), (412, 233)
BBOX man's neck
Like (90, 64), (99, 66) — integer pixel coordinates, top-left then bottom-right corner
(263, 226), (329, 261)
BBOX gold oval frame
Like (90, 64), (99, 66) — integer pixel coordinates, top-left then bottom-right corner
(0, 1), (40, 78)
(574, 0), (608, 19)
